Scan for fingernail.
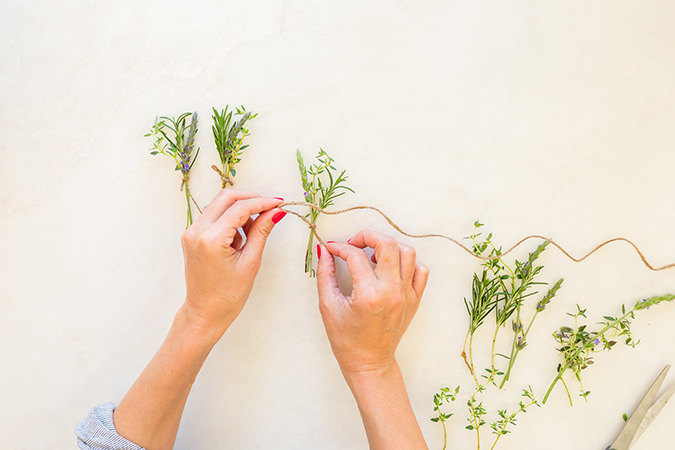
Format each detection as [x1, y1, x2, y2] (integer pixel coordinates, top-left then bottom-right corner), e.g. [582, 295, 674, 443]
[273, 197, 284, 201]
[317, 244, 322, 259]
[272, 211, 287, 224]
[347, 238, 353, 244]
[327, 241, 335, 244]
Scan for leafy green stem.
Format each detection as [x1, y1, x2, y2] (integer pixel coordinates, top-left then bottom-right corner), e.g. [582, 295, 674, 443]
[542, 294, 674, 404]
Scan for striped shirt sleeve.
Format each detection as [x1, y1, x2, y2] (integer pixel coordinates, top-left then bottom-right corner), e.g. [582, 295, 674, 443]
[75, 402, 145, 450]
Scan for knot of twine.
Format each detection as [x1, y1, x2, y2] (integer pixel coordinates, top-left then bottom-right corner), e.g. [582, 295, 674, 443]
[277, 201, 674, 272]
[211, 165, 234, 187]
[179, 174, 189, 191]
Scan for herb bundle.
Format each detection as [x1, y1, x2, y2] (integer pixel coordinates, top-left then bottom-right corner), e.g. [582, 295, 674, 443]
[296, 149, 354, 276]
[211, 106, 257, 188]
[145, 112, 201, 227]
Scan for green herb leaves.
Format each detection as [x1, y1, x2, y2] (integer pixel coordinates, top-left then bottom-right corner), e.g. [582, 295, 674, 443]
[211, 106, 257, 188]
[296, 149, 354, 276]
[543, 293, 675, 405]
[145, 112, 201, 227]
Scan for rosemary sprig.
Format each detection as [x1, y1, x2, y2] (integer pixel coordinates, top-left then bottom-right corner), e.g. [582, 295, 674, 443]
[145, 112, 201, 227]
[296, 149, 354, 277]
[211, 106, 257, 188]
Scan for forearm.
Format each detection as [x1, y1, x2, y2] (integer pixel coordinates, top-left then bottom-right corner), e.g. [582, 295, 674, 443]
[343, 361, 428, 450]
[113, 304, 225, 450]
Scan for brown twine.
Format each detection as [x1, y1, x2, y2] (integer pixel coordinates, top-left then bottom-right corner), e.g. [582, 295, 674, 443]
[278, 201, 675, 272]
[211, 165, 234, 188]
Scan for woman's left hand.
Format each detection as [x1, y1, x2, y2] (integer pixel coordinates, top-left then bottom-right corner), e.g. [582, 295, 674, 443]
[180, 189, 285, 338]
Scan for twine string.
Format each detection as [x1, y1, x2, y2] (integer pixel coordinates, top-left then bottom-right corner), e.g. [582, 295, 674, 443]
[278, 201, 675, 272]
[211, 165, 234, 187]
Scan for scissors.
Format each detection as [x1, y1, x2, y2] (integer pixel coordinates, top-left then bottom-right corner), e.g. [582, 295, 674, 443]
[606, 364, 675, 450]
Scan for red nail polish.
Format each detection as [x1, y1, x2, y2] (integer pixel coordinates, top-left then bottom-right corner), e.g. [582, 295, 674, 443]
[317, 244, 322, 259]
[327, 241, 335, 244]
[273, 197, 284, 201]
[347, 238, 353, 244]
[272, 211, 287, 224]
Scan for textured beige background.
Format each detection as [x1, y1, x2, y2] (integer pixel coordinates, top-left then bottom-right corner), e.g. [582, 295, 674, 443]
[2, 1, 675, 449]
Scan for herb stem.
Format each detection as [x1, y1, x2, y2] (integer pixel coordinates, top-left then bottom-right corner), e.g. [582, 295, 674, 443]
[500, 309, 538, 388]
[560, 376, 572, 406]
[184, 182, 193, 227]
[440, 418, 447, 450]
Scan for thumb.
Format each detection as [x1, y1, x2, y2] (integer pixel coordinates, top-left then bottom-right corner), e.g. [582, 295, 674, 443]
[240, 208, 285, 263]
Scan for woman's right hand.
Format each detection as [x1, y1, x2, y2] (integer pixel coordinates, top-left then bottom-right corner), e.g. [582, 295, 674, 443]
[180, 189, 286, 338]
[315, 230, 429, 375]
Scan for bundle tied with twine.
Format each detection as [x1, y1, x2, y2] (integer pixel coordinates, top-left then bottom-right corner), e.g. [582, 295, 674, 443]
[211, 165, 234, 188]
[277, 201, 675, 272]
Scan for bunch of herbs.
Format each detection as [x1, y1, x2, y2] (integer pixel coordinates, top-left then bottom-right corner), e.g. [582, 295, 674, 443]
[145, 112, 201, 227]
[211, 106, 257, 188]
[296, 149, 354, 276]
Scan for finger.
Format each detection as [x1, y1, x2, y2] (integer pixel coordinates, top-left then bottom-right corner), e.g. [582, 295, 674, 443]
[232, 228, 244, 250]
[239, 206, 285, 265]
[240, 216, 254, 237]
[348, 230, 401, 282]
[325, 241, 377, 289]
[398, 242, 417, 285]
[233, 217, 255, 249]
[411, 260, 430, 300]
[316, 244, 345, 308]
[192, 190, 261, 232]
[202, 197, 284, 248]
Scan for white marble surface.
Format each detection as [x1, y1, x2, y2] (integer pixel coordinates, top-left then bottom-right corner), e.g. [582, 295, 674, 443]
[2, 1, 675, 449]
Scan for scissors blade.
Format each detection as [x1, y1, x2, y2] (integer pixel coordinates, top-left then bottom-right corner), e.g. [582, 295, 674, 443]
[608, 365, 670, 450]
[629, 381, 675, 449]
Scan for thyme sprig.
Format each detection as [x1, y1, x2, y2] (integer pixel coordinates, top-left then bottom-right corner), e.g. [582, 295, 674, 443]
[296, 149, 354, 276]
[145, 112, 201, 227]
[543, 293, 675, 405]
[488, 387, 540, 450]
[431, 386, 459, 450]
[211, 106, 257, 188]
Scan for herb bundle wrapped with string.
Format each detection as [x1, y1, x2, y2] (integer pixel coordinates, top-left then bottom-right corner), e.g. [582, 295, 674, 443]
[543, 293, 675, 405]
[145, 112, 201, 227]
[211, 106, 257, 188]
[296, 149, 354, 276]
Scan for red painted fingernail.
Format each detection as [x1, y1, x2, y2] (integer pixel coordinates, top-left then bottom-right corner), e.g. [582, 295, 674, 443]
[327, 241, 335, 244]
[347, 238, 353, 244]
[272, 211, 287, 224]
[273, 197, 284, 201]
[317, 244, 321, 259]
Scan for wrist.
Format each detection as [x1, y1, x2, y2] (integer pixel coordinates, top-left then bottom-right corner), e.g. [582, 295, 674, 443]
[176, 303, 231, 348]
[341, 359, 400, 388]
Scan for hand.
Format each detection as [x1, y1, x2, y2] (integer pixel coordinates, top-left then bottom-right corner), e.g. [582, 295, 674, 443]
[180, 189, 285, 338]
[316, 230, 429, 375]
